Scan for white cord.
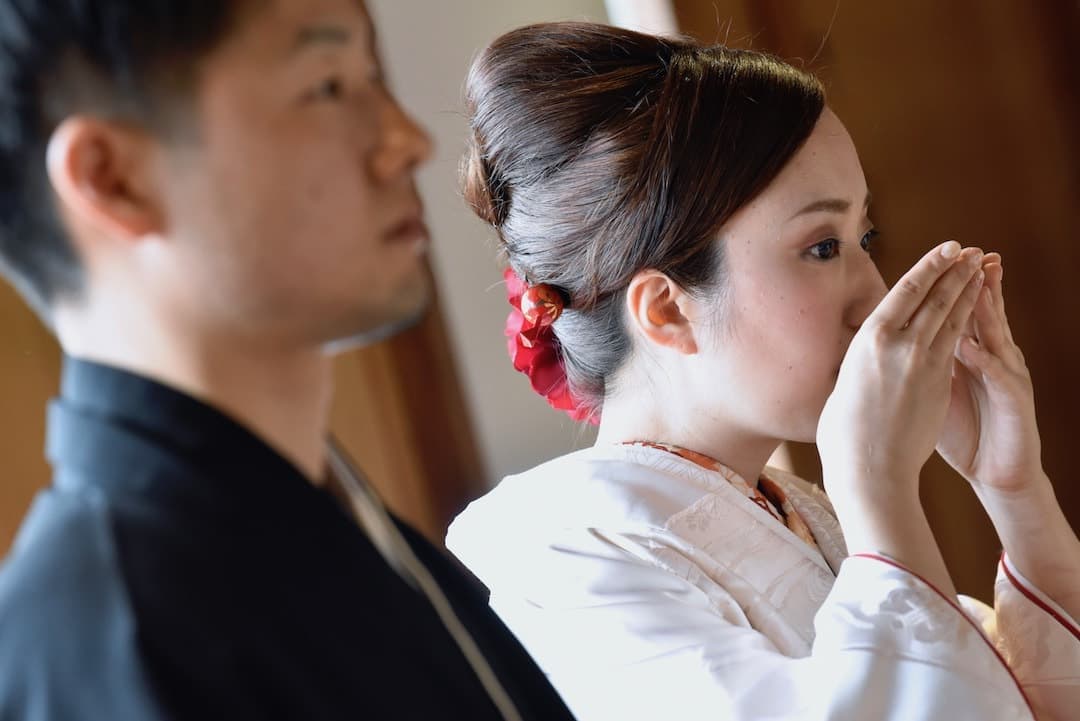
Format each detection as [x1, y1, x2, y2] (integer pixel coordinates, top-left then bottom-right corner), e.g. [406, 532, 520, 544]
[326, 440, 525, 721]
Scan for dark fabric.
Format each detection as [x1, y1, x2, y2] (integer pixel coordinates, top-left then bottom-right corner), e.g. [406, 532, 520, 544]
[0, 358, 575, 721]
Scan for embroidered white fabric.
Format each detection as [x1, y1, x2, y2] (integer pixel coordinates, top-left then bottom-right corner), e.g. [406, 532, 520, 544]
[448, 443, 1079, 720]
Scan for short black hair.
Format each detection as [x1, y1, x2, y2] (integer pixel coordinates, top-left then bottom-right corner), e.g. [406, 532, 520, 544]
[0, 0, 254, 320]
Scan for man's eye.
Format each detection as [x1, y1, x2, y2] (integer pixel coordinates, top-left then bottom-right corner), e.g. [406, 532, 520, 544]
[311, 77, 345, 101]
[808, 239, 840, 260]
[860, 228, 880, 253]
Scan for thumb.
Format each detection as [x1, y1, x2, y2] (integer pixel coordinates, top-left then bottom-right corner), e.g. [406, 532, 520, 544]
[957, 336, 1006, 382]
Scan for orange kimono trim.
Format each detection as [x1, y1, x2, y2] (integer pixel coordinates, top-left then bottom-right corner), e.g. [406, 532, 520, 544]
[626, 441, 820, 550]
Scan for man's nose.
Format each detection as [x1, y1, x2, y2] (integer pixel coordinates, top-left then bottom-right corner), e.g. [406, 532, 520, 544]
[373, 93, 434, 181]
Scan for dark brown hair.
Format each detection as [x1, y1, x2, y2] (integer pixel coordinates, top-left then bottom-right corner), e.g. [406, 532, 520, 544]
[463, 22, 825, 416]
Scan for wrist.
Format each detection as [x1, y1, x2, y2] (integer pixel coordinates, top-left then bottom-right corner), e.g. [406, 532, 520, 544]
[832, 488, 923, 547]
[822, 471, 956, 596]
[976, 475, 1080, 604]
[823, 468, 921, 513]
[972, 471, 1057, 530]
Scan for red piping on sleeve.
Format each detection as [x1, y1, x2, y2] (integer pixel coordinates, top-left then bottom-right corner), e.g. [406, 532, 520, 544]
[851, 552, 1036, 720]
[1000, 552, 1080, 643]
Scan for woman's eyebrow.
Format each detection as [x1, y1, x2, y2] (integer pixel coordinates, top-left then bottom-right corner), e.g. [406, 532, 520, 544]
[787, 191, 873, 221]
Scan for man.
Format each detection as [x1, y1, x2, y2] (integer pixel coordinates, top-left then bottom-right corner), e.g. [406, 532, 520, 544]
[0, 1, 575, 718]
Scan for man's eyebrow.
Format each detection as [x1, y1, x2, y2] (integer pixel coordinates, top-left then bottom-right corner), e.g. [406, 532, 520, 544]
[788, 191, 873, 221]
[290, 25, 353, 55]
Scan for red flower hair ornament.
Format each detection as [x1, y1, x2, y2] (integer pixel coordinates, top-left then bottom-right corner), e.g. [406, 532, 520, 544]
[503, 268, 597, 424]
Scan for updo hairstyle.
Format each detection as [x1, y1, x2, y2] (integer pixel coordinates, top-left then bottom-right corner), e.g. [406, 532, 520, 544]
[463, 22, 825, 416]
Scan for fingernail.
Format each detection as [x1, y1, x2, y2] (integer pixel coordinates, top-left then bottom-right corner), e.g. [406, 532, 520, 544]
[941, 241, 961, 259]
[975, 269, 985, 285]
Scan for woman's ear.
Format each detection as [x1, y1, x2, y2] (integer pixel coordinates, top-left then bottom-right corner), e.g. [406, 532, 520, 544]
[625, 270, 699, 355]
[46, 116, 165, 245]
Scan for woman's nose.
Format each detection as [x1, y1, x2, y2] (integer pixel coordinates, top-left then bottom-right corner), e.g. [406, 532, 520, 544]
[848, 259, 889, 329]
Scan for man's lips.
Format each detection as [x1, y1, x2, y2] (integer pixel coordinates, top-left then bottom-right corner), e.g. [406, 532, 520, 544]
[384, 216, 430, 250]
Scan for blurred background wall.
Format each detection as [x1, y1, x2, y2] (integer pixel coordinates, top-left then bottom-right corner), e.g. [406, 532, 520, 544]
[366, 0, 609, 489]
[1, 0, 1076, 601]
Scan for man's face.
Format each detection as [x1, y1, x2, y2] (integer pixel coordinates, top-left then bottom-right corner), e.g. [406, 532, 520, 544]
[158, 0, 433, 349]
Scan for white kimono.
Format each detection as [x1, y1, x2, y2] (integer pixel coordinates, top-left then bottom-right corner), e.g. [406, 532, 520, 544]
[447, 443, 1080, 720]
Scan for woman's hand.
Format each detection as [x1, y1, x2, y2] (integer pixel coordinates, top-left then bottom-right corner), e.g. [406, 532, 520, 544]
[937, 256, 1045, 494]
[818, 241, 985, 498]
[817, 241, 984, 597]
[938, 257, 1080, 618]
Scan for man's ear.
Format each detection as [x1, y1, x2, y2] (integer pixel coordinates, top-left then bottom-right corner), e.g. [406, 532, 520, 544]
[625, 270, 698, 355]
[45, 116, 165, 244]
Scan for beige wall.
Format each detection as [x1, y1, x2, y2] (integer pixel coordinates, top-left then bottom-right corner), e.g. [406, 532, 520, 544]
[368, 0, 611, 486]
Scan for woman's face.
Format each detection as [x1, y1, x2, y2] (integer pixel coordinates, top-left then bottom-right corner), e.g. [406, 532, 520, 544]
[695, 108, 888, 443]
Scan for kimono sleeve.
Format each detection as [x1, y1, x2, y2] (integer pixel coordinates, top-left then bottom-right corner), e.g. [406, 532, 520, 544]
[959, 554, 1080, 721]
[480, 530, 1036, 721]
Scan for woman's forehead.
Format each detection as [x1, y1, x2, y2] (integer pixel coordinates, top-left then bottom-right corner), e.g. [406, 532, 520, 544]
[755, 112, 865, 211]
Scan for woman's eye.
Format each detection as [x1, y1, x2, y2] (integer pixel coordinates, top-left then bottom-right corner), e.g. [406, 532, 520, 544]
[311, 77, 345, 101]
[860, 228, 880, 253]
[808, 238, 840, 260]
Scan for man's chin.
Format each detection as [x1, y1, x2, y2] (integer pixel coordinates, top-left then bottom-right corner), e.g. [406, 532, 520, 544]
[322, 288, 431, 354]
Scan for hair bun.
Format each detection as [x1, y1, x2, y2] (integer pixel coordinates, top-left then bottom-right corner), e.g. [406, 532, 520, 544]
[462, 134, 510, 228]
[460, 21, 824, 419]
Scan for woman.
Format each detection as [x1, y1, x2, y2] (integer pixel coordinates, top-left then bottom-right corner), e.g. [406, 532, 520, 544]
[448, 22, 1079, 721]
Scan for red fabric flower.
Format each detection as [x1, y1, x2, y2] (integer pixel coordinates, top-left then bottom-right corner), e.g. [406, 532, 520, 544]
[503, 268, 596, 424]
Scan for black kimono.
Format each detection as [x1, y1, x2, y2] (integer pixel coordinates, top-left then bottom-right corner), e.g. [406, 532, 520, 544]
[0, 359, 575, 720]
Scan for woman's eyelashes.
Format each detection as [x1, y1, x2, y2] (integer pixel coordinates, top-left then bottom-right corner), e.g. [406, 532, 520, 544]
[807, 238, 840, 260]
[860, 228, 880, 254]
[805, 228, 880, 261]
